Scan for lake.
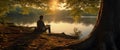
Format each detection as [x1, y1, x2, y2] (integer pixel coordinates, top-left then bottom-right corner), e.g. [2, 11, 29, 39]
[15, 18, 97, 39]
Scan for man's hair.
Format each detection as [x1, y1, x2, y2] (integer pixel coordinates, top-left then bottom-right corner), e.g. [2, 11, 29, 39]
[39, 15, 43, 19]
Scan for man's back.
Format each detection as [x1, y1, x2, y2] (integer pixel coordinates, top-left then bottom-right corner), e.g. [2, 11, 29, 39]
[34, 15, 51, 34]
[37, 20, 46, 32]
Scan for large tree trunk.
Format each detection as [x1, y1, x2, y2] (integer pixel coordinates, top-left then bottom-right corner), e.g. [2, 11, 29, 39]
[52, 0, 120, 50]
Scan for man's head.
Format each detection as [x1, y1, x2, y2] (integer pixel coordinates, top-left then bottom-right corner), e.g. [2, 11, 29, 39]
[39, 15, 43, 20]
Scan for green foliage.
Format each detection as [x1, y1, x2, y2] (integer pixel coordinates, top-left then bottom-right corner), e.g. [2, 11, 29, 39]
[19, 7, 30, 15]
[0, 16, 10, 26]
[0, 0, 100, 17]
[5, 6, 47, 25]
[13, 0, 49, 8]
[73, 27, 81, 38]
[73, 16, 81, 23]
[84, 7, 99, 15]
[0, 0, 10, 16]
[66, 0, 100, 16]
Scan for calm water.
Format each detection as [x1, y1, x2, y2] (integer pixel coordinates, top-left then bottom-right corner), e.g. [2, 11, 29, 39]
[46, 22, 94, 38]
[15, 18, 97, 38]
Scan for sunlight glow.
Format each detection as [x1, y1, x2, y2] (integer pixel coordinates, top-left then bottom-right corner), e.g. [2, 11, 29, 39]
[14, 0, 69, 10]
[49, 0, 69, 11]
[49, 0, 58, 11]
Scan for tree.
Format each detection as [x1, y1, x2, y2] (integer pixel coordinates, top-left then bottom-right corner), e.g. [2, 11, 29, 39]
[0, 0, 100, 17]
[0, 0, 12, 16]
[0, 0, 100, 25]
[1, 0, 120, 49]
[65, 0, 100, 16]
[52, 0, 120, 50]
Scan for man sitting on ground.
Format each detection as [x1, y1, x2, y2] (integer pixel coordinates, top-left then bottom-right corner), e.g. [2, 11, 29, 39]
[34, 15, 50, 34]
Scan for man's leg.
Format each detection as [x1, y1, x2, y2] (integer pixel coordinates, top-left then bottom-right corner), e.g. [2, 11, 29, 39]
[45, 25, 51, 34]
[47, 26, 51, 34]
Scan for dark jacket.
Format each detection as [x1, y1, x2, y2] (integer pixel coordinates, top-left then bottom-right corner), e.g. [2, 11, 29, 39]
[37, 20, 46, 32]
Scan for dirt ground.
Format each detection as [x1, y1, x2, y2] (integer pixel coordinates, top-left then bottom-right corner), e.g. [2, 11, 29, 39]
[0, 25, 80, 50]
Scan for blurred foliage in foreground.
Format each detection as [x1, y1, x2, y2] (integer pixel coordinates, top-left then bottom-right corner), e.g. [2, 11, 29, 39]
[0, 0, 100, 16]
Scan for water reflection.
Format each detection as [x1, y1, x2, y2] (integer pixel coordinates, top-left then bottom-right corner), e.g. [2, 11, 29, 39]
[14, 17, 96, 39]
[48, 22, 94, 38]
[7, 11, 97, 38]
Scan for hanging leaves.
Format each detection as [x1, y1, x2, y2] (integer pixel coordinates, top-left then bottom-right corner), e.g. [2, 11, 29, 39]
[0, 0, 100, 17]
